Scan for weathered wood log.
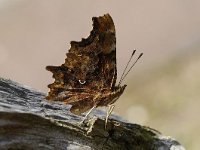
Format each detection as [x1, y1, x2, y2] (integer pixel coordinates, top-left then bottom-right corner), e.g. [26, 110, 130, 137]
[0, 78, 185, 150]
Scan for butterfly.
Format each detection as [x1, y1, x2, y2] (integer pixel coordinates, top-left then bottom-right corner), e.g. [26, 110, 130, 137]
[46, 14, 142, 127]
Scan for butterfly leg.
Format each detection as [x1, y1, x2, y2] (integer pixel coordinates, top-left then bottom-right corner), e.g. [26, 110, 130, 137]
[79, 105, 96, 124]
[105, 104, 115, 130]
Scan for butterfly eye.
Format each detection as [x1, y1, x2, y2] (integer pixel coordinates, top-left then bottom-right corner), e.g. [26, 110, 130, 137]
[79, 80, 86, 84]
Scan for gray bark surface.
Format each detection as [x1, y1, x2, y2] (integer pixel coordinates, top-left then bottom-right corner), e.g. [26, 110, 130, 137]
[0, 78, 185, 150]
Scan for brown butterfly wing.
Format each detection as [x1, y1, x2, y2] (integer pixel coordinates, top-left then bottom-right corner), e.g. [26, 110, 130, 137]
[46, 14, 117, 114]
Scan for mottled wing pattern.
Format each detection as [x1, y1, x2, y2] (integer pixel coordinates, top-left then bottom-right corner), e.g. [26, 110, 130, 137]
[46, 14, 117, 114]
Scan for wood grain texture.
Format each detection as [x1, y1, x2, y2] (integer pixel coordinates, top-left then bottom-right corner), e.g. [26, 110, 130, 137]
[0, 78, 185, 150]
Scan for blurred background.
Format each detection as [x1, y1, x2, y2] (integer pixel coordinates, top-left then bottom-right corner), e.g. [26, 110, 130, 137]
[0, 0, 200, 149]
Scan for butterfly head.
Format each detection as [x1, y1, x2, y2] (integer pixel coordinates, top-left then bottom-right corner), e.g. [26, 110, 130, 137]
[115, 84, 127, 93]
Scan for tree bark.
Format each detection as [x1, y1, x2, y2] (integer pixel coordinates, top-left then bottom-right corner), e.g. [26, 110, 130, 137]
[0, 78, 185, 150]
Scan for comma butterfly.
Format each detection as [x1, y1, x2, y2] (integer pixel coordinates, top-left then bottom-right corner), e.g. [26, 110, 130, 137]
[46, 14, 142, 127]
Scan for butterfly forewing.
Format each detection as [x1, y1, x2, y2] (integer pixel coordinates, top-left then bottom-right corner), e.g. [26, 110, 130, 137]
[46, 14, 122, 114]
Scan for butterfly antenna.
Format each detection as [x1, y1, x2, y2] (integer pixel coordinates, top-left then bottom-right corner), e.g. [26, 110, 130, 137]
[118, 50, 136, 85]
[118, 52, 143, 86]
